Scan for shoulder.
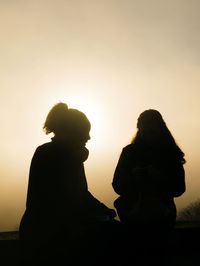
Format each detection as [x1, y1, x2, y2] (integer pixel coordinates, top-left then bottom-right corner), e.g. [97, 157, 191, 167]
[35, 142, 53, 152]
[32, 142, 56, 159]
[117, 144, 138, 161]
[123, 144, 133, 151]
[31, 142, 67, 168]
[121, 144, 138, 154]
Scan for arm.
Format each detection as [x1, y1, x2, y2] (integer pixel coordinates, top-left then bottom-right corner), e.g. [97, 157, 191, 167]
[165, 162, 186, 197]
[78, 164, 116, 219]
[112, 146, 143, 195]
[26, 146, 47, 210]
[112, 148, 131, 195]
[145, 162, 186, 197]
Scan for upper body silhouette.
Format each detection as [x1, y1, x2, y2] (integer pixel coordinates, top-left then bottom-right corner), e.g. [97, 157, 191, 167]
[112, 109, 186, 229]
[19, 103, 116, 260]
[111, 110, 186, 264]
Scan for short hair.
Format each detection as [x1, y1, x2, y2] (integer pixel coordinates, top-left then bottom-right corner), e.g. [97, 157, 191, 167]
[43, 102, 90, 135]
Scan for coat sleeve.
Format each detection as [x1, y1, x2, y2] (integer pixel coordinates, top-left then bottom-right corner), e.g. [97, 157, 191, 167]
[112, 148, 129, 195]
[25, 146, 46, 210]
[159, 162, 186, 197]
[112, 147, 140, 195]
[78, 164, 116, 218]
[144, 160, 186, 198]
[171, 163, 186, 197]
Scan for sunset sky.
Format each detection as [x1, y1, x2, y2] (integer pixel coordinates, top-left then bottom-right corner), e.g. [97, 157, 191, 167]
[1, 0, 200, 231]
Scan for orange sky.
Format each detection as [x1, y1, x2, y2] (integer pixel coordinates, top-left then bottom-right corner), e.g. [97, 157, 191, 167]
[1, 0, 200, 231]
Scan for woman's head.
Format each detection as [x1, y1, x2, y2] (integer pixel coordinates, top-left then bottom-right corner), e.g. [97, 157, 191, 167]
[43, 102, 91, 145]
[136, 109, 167, 144]
[132, 109, 186, 163]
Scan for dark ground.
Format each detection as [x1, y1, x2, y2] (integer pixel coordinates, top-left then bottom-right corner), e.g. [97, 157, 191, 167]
[0, 223, 200, 266]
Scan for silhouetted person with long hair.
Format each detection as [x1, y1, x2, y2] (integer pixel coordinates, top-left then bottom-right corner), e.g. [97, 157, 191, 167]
[112, 109, 186, 265]
[19, 102, 116, 265]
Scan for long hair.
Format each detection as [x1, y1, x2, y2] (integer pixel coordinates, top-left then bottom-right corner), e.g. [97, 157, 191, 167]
[131, 109, 186, 164]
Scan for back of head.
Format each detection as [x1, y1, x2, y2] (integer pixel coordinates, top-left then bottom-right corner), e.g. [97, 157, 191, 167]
[132, 109, 186, 164]
[65, 108, 91, 134]
[137, 109, 165, 130]
[43, 102, 69, 134]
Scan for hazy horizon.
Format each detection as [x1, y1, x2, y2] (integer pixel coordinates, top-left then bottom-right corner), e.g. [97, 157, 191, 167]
[1, 0, 200, 231]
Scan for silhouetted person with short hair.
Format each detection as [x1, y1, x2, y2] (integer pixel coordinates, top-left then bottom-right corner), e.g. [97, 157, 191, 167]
[112, 109, 186, 265]
[19, 102, 117, 265]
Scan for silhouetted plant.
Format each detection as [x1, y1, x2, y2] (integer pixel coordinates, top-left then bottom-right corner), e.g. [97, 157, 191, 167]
[177, 199, 200, 222]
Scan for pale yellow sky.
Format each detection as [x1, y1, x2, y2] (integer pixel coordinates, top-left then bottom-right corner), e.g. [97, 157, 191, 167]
[1, 0, 200, 231]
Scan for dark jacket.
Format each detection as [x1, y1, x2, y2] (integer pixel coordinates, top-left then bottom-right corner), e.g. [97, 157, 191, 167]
[112, 143, 186, 225]
[19, 138, 113, 241]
